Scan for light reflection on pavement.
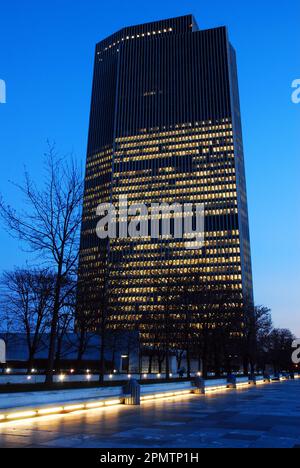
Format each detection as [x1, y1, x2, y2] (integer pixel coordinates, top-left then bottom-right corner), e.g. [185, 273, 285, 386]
[0, 381, 299, 448]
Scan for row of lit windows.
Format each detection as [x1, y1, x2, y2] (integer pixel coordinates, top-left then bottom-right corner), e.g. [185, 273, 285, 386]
[113, 169, 236, 183]
[116, 148, 235, 163]
[108, 291, 243, 312]
[108, 262, 242, 272]
[110, 230, 240, 242]
[109, 270, 242, 282]
[113, 194, 238, 208]
[109, 251, 241, 263]
[108, 280, 243, 292]
[113, 181, 237, 193]
[116, 132, 233, 150]
[82, 205, 238, 230]
[113, 184, 238, 197]
[113, 172, 236, 186]
[86, 165, 111, 180]
[86, 148, 113, 163]
[111, 283, 243, 296]
[117, 143, 230, 159]
[128, 242, 240, 253]
[113, 157, 236, 172]
[113, 180, 237, 193]
[116, 137, 234, 153]
[108, 243, 241, 260]
[97, 27, 174, 55]
[111, 194, 237, 205]
[117, 142, 235, 156]
[108, 257, 241, 269]
[114, 157, 235, 170]
[115, 120, 232, 143]
[137, 119, 231, 132]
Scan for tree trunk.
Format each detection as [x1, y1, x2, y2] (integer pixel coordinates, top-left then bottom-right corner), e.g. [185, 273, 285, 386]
[27, 348, 35, 374]
[177, 354, 182, 371]
[224, 358, 231, 377]
[148, 355, 153, 374]
[76, 327, 86, 365]
[99, 328, 105, 384]
[202, 337, 208, 378]
[54, 335, 63, 370]
[243, 355, 249, 376]
[45, 264, 62, 384]
[198, 353, 202, 373]
[165, 349, 170, 380]
[112, 349, 116, 373]
[76, 345, 85, 366]
[186, 347, 191, 378]
[202, 360, 208, 379]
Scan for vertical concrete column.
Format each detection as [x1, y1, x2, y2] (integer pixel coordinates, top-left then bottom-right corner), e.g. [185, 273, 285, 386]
[123, 379, 141, 405]
[249, 374, 257, 386]
[193, 376, 205, 394]
[227, 375, 237, 389]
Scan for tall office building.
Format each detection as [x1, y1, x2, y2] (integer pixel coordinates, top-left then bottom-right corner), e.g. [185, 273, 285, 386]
[78, 15, 253, 347]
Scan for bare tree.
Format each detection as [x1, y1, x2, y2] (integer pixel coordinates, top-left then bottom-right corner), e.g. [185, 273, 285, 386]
[72, 284, 96, 366]
[0, 268, 54, 371]
[174, 349, 185, 372]
[137, 306, 166, 375]
[266, 328, 295, 374]
[177, 276, 243, 378]
[0, 144, 83, 383]
[76, 265, 109, 383]
[242, 302, 273, 374]
[151, 271, 179, 379]
[54, 280, 76, 369]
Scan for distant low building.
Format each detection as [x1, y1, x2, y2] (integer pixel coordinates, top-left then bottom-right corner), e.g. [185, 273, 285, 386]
[0, 331, 140, 373]
[0, 339, 5, 364]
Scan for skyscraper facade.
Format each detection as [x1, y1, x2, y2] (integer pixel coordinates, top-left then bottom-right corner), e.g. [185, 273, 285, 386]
[78, 15, 253, 347]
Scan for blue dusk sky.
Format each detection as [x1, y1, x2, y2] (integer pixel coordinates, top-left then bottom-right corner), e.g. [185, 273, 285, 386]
[0, 1, 299, 334]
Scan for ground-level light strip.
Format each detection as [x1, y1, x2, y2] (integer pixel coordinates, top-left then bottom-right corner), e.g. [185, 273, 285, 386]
[0, 398, 123, 424]
[0, 376, 297, 426]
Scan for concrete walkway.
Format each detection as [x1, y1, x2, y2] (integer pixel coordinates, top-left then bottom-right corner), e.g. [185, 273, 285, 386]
[0, 380, 299, 448]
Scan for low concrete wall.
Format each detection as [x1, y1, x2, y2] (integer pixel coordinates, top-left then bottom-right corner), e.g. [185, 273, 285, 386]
[0, 375, 297, 423]
[141, 381, 193, 395]
[0, 386, 122, 412]
[236, 377, 249, 383]
[205, 378, 228, 388]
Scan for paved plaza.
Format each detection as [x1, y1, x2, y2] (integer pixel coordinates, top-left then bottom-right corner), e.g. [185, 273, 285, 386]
[0, 380, 299, 448]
